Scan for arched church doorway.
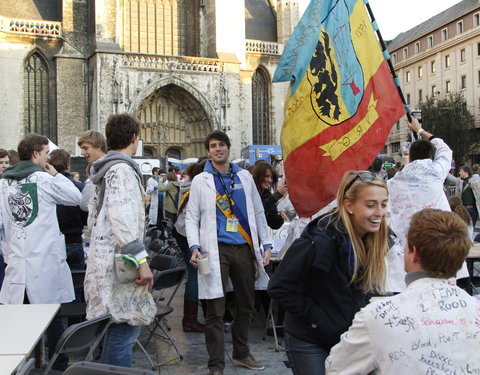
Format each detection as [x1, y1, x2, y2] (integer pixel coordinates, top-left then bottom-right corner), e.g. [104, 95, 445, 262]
[136, 84, 212, 159]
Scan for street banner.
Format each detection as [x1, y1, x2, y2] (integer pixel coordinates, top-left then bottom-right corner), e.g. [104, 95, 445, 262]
[274, 0, 405, 216]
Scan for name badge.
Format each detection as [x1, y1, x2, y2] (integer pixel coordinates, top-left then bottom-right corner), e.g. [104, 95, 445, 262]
[226, 218, 239, 232]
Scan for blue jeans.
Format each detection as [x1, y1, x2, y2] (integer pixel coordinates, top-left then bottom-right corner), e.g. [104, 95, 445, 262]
[174, 229, 198, 301]
[285, 333, 329, 375]
[66, 242, 85, 270]
[100, 323, 141, 367]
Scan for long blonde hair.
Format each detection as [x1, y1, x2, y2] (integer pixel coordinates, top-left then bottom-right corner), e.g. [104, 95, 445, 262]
[333, 171, 388, 293]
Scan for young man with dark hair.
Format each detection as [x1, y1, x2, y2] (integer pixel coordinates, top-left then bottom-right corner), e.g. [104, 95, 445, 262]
[386, 117, 468, 291]
[326, 209, 480, 374]
[84, 113, 153, 367]
[408, 139, 436, 162]
[49, 149, 87, 270]
[0, 133, 82, 370]
[186, 130, 272, 375]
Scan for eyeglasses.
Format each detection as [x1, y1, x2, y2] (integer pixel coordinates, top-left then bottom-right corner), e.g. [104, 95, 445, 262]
[344, 172, 377, 194]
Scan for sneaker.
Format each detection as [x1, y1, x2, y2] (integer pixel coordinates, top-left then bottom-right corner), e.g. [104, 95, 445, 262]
[232, 354, 265, 371]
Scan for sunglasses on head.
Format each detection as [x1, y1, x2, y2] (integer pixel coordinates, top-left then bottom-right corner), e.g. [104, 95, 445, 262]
[344, 172, 377, 194]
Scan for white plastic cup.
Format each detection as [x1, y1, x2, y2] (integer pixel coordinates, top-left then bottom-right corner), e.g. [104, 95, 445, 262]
[197, 256, 211, 275]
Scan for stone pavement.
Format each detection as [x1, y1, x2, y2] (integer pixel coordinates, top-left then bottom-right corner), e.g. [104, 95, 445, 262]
[131, 287, 292, 375]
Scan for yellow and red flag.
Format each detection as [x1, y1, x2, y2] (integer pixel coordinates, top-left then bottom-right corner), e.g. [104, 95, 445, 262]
[274, 0, 405, 217]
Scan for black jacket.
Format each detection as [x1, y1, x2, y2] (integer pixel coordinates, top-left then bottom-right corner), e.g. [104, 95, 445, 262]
[56, 172, 87, 243]
[261, 190, 284, 229]
[267, 213, 367, 349]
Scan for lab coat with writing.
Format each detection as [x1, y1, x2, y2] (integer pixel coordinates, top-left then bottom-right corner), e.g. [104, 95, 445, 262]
[185, 168, 272, 299]
[326, 277, 480, 375]
[84, 162, 148, 319]
[0, 172, 81, 304]
[386, 138, 468, 291]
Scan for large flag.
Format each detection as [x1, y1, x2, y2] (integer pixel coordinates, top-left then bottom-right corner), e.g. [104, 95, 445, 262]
[274, 0, 405, 217]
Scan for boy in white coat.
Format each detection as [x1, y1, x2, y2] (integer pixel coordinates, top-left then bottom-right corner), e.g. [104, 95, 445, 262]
[326, 208, 480, 374]
[0, 133, 82, 370]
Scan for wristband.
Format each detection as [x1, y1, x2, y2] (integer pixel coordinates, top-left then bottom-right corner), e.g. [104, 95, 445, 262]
[417, 128, 425, 136]
[138, 258, 147, 265]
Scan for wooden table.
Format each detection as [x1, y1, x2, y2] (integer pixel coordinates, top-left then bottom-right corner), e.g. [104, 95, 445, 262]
[0, 355, 28, 375]
[0, 304, 60, 372]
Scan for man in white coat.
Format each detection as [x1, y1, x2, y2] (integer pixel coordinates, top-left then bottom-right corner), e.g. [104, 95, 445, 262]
[0, 133, 82, 370]
[186, 130, 272, 375]
[145, 167, 159, 227]
[84, 113, 153, 367]
[326, 208, 480, 374]
[386, 117, 468, 291]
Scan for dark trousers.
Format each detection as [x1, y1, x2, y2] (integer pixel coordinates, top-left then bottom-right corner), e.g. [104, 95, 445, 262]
[466, 206, 478, 228]
[205, 243, 256, 372]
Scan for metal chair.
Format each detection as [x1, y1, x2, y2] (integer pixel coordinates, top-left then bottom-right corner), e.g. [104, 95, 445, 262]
[41, 314, 112, 374]
[63, 361, 156, 375]
[16, 358, 35, 375]
[140, 260, 186, 366]
[143, 236, 152, 250]
[148, 238, 165, 255]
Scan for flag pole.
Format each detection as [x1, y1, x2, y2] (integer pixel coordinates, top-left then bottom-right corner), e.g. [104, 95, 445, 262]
[364, 0, 412, 123]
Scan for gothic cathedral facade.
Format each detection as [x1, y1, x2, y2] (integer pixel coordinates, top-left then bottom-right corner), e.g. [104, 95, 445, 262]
[0, 0, 298, 159]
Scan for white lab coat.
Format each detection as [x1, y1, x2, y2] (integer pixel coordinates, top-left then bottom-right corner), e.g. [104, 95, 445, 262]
[386, 138, 468, 291]
[145, 176, 158, 226]
[185, 169, 272, 300]
[84, 163, 148, 319]
[0, 172, 81, 304]
[326, 276, 480, 374]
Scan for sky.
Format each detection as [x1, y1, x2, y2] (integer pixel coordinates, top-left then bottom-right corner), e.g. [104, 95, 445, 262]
[298, 0, 461, 40]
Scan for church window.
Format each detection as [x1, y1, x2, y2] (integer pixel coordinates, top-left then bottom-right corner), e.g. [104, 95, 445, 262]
[23, 52, 52, 139]
[252, 67, 271, 145]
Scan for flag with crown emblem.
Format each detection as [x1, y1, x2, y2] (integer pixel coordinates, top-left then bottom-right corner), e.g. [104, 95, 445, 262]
[274, 0, 405, 217]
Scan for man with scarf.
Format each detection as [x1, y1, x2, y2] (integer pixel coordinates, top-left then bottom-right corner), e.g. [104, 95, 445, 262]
[186, 130, 272, 375]
[84, 113, 153, 367]
[0, 133, 81, 370]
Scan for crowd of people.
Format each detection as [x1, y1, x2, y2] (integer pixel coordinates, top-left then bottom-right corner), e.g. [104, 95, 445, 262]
[0, 114, 479, 374]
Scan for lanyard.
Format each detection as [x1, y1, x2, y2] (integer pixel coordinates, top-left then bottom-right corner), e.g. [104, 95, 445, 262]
[213, 165, 235, 208]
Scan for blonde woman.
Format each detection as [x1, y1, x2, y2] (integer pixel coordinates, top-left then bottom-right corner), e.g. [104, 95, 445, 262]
[268, 171, 389, 375]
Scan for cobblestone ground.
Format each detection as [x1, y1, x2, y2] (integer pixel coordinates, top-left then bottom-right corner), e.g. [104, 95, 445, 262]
[132, 287, 291, 375]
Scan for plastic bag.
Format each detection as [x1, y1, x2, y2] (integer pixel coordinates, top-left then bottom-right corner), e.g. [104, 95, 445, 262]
[108, 255, 157, 325]
[109, 283, 157, 326]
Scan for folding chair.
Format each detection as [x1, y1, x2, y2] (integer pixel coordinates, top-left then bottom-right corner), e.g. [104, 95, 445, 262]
[140, 263, 186, 366]
[148, 239, 166, 256]
[16, 358, 35, 375]
[145, 226, 156, 238]
[41, 314, 112, 374]
[64, 361, 156, 375]
[143, 236, 152, 250]
[60, 270, 87, 320]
